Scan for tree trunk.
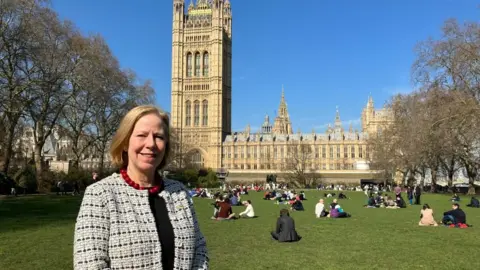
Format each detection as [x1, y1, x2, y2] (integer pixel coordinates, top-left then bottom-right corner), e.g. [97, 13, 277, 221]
[467, 180, 476, 195]
[34, 143, 47, 192]
[431, 170, 437, 193]
[1, 123, 17, 174]
[98, 142, 106, 176]
[447, 171, 454, 193]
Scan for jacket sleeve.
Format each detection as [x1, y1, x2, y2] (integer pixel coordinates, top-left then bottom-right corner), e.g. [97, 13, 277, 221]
[73, 185, 111, 270]
[187, 193, 209, 269]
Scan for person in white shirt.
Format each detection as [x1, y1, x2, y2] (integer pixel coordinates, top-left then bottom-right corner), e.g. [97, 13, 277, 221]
[239, 200, 255, 218]
[315, 199, 328, 218]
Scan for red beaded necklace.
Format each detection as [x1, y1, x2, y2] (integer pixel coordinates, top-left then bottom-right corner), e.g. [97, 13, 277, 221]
[120, 168, 163, 195]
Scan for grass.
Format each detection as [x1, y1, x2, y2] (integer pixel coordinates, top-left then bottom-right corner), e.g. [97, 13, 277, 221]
[0, 191, 479, 269]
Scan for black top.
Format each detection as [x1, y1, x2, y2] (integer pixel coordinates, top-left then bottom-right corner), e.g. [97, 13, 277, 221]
[149, 193, 175, 270]
[275, 215, 301, 242]
[443, 208, 466, 224]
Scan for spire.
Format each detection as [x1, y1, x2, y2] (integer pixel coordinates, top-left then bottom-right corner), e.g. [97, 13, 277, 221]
[188, 0, 194, 10]
[349, 122, 353, 133]
[335, 106, 340, 121]
[367, 94, 374, 107]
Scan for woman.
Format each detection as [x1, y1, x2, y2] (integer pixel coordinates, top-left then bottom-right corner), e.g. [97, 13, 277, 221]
[239, 200, 255, 218]
[419, 204, 438, 226]
[271, 209, 301, 242]
[74, 105, 208, 270]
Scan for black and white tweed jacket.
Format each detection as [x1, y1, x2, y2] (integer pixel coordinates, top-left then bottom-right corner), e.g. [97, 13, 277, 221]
[74, 173, 209, 270]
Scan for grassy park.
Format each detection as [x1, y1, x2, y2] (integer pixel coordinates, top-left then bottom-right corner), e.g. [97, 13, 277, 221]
[0, 190, 479, 270]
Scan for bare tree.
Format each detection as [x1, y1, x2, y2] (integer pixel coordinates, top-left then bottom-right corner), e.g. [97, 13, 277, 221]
[60, 35, 115, 169]
[0, 0, 46, 173]
[413, 19, 480, 194]
[282, 140, 315, 187]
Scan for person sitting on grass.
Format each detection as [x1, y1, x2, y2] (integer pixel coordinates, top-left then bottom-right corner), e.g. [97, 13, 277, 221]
[230, 192, 242, 206]
[315, 199, 329, 218]
[419, 204, 438, 226]
[271, 209, 302, 242]
[451, 193, 460, 202]
[364, 194, 378, 208]
[384, 196, 398, 209]
[329, 204, 351, 218]
[212, 196, 236, 220]
[466, 197, 480, 208]
[375, 194, 384, 207]
[441, 203, 466, 226]
[291, 197, 304, 211]
[395, 192, 407, 208]
[329, 198, 338, 209]
[239, 200, 255, 218]
[338, 192, 348, 199]
[299, 191, 307, 200]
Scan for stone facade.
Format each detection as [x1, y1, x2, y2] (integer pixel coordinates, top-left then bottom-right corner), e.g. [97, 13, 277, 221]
[171, 0, 232, 169]
[170, 1, 392, 181]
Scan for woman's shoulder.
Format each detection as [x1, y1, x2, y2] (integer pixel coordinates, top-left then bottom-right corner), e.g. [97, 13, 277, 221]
[163, 178, 188, 194]
[85, 173, 124, 194]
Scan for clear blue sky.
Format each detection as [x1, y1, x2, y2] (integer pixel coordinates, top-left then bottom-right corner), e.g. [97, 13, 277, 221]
[51, 0, 478, 133]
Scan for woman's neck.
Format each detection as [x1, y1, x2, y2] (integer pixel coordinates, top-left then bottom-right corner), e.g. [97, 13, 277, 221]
[126, 167, 155, 187]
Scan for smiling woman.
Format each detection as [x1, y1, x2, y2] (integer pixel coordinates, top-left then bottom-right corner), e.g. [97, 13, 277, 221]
[73, 105, 209, 270]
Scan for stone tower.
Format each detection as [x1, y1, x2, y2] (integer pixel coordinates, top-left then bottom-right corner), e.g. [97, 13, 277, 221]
[272, 86, 293, 134]
[171, 0, 232, 169]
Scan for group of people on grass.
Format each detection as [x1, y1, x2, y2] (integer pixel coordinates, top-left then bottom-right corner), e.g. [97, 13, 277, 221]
[211, 184, 478, 245]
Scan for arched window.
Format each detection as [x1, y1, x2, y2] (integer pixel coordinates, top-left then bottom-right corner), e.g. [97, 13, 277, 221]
[190, 150, 203, 168]
[186, 53, 192, 77]
[194, 100, 200, 126]
[202, 100, 208, 126]
[194, 52, 201, 76]
[185, 100, 191, 126]
[203, 52, 209, 76]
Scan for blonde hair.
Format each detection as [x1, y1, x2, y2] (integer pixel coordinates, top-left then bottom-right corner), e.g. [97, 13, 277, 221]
[109, 105, 170, 170]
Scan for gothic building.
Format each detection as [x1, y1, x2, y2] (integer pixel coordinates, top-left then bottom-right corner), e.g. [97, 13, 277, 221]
[170, 0, 232, 169]
[169, 1, 391, 182]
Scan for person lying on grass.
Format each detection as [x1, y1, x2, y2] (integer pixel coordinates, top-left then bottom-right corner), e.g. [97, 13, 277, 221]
[419, 204, 438, 226]
[271, 209, 302, 242]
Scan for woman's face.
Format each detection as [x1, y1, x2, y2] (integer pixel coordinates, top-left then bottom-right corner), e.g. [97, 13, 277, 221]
[127, 113, 167, 175]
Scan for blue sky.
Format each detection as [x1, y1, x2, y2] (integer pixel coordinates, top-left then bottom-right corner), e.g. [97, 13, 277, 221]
[51, 0, 478, 133]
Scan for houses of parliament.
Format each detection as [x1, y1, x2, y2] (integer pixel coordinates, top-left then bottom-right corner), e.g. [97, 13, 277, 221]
[170, 0, 391, 183]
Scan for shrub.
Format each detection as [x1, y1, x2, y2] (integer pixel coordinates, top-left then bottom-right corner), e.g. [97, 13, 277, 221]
[198, 169, 221, 188]
[14, 165, 37, 194]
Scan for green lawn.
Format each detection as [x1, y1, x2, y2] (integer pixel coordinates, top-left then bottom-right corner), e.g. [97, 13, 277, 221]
[0, 191, 479, 269]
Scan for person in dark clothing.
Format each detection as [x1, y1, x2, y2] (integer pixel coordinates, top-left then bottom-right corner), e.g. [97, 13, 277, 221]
[414, 185, 421, 205]
[338, 192, 348, 199]
[407, 187, 413, 205]
[395, 193, 407, 208]
[442, 203, 466, 225]
[466, 197, 479, 208]
[291, 200, 304, 211]
[271, 209, 301, 242]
